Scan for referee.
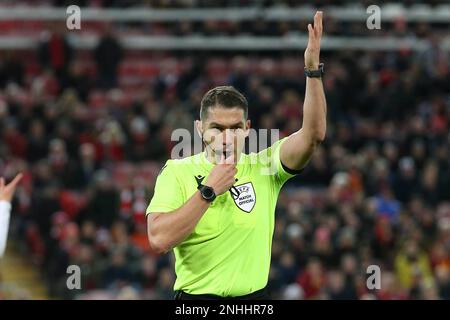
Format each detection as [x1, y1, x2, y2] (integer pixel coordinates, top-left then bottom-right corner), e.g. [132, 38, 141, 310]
[147, 11, 326, 299]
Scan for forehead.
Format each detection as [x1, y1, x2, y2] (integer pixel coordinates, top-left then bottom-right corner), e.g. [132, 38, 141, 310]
[203, 106, 245, 125]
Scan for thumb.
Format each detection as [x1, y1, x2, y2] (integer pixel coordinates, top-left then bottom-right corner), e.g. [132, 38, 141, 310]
[8, 173, 23, 191]
[0, 177, 4, 189]
[307, 24, 314, 42]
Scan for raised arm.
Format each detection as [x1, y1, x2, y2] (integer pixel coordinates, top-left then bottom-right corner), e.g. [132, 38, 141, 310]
[280, 11, 327, 171]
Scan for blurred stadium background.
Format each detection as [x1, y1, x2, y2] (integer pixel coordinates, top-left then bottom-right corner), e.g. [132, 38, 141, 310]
[0, 0, 449, 300]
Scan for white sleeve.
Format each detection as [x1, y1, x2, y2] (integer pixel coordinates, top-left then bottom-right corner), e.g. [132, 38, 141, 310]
[0, 200, 12, 258]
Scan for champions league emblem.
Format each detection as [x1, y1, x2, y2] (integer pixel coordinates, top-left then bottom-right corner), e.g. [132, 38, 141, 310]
[231, 182, 256, 213]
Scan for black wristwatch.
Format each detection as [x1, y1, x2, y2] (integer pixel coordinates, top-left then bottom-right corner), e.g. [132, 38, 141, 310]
[197, 184, 216, 202]
[304, 63, 324, 78]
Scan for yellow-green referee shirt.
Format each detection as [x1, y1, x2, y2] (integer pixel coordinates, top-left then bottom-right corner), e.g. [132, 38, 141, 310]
[146, 137, 297, 297]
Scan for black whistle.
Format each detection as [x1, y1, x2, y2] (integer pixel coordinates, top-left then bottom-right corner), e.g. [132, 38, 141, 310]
[229, 178, 240, 198]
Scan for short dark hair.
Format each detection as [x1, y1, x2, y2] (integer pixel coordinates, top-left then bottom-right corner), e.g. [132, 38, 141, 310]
[200, 86, 248, 120]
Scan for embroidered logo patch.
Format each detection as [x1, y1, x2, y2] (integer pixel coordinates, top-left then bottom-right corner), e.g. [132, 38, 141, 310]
[231, 182, 256, 213]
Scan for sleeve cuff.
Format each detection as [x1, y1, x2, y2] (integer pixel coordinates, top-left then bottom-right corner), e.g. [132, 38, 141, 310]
[281, 161, 305, 175]
[0, 200, 12, 212]
[146, 206, 177, 216]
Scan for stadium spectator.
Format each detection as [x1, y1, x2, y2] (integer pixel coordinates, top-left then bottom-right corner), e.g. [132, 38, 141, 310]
[94, 26, 124, 90]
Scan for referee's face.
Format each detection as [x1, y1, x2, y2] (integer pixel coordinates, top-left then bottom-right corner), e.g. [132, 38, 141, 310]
[198, 106, 250, 163]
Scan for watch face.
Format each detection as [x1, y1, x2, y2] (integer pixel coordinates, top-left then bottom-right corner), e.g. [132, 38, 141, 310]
[202, 187, 214, 199]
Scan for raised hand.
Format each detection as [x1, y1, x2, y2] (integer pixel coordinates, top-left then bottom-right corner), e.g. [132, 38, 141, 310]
[0, 173, 23, 202]
[304, 11, 323, 69]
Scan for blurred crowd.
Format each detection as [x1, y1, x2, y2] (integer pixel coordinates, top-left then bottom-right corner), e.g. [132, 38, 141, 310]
[0, 4, 450, 300]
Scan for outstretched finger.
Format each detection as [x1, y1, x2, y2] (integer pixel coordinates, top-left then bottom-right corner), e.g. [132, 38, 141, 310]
[315, 11, 323, 35]
[308, 23, 314, 36]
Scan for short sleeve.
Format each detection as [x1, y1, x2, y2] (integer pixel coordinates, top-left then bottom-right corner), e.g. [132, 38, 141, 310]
[257, 137, 299, 188]
[146, 160, 185, 216]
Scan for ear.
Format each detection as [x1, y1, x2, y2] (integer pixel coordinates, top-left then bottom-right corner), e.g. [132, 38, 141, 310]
[195, 120, 203, 137]
[244, 119, 251, 138]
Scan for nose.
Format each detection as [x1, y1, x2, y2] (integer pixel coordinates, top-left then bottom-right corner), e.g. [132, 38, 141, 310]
[221, 129, 237, 145]
[222, 128, 238, 137]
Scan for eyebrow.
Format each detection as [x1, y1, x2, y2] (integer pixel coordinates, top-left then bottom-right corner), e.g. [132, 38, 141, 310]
[208, 122, 244, 129]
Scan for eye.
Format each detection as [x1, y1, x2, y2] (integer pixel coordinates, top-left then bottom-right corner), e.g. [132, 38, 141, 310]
[208, 127, 222, 134]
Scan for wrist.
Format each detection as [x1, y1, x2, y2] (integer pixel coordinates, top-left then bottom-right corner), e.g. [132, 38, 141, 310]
[197, 184, 216, 203]
[305, 63, 320, 69]
[196, 191, 212, 206]
[304, 63, 324, 78]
